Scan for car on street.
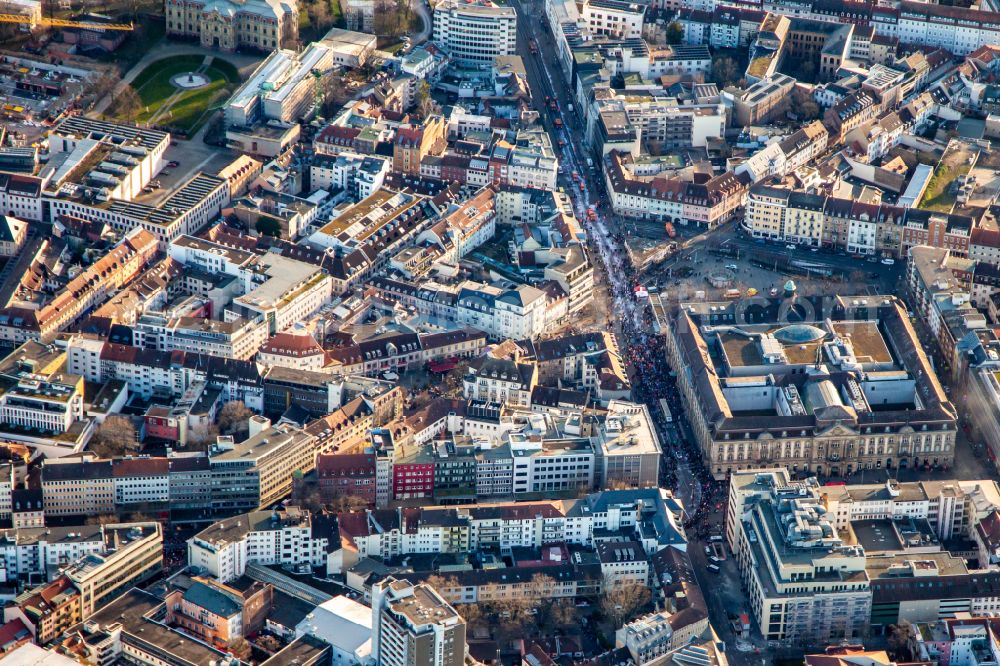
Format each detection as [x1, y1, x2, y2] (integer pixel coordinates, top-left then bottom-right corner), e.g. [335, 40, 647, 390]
[785, 244, 796, 250]
[881, 258, 895, 265]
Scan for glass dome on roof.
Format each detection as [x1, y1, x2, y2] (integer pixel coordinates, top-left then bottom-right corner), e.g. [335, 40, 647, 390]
[773, 324, 825, 344]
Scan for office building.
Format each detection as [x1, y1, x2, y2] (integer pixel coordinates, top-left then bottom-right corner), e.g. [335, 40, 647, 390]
[62, 522, 163, 616]
[208, 420, 317, 514]
[432, 0, 517, 66]
[187, 506, 335, 582]
[372, 578, 467, 666]
[664, 295, 958, 479]
[737, 480, 871, 643]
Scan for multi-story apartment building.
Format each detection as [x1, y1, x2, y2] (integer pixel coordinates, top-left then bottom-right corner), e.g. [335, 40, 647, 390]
[543, 245, 595, 317]
[581, 0, 644, 38]
[4, 577, 81, 645]
[599, 400, 662, 489]
[67, 336, 264, 408]
[0, 172, 44, 223]
[209, 419, 317, 514]
[907, 246, 981, 380]
[187, 506, 334, 583]
[663, 296, 958, 479]
[393, 118, 447, 175]
[510, 437, 597, 494]
[315, 453, 378, 506]
[463, 356, 537, 407]
[371, 277, 556, 341]
[41, 457, 115, 517]
[592, 97, 726, 153]
[414, 558, 602, 604]
[604, 151, 749, 227]
[131, 314, 270, 360]
[371, 578, 467, 666]
[0, 372, 84, 434]
[333, 488, 687, 571]
[168, 451, 213, 515]
[597, 540, 649, 587]
[311, 153, 390, 199]
[0, 464, 12, 522]
[744, 188, 971, 257]
[432, 0, 516, 66]
[0, 523, 155, 584]
[0, 228, 158, 344]
[615, 609, 709, 665]
[737, 480, 871, 643]
[165, 0, 298, 52]
[746, 185, 829, 247]
[729, 74, 796, 127]
[971, 227, 1000, 267]
[164, 577, 273, 650]
[230, 253, 332, 336]
[112, 457, 170, 512]
[68, 589, 244, 666]
[62, 522, 163, 616]
[728, 468, 1000, 555]
[342, 0, 373, 30]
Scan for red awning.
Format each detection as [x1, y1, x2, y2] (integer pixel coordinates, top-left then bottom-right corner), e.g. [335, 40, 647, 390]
[429, 358, 459, 373]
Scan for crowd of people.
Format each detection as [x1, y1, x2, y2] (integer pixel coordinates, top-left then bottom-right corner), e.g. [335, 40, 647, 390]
[582, 202, 726, 533]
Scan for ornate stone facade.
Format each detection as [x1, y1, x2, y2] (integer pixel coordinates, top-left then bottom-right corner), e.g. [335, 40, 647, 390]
[165, 0, 298, 52]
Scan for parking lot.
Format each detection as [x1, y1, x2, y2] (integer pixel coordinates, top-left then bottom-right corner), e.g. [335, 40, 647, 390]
[133, 141, 241, 205]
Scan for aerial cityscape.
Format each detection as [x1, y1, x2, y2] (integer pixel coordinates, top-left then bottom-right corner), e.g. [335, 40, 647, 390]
[3, 0, 1000, 663]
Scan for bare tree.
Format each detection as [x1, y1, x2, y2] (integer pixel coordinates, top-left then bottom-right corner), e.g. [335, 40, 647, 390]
[549, 599, 579, 628]
[599, 581, 650, 628]
[523, 573, 581, 629]
[111, 85, 143, 123]
[91, 415, 137, 457]
[424, 575, 461, 603]
[85, 513, 121, 525]
[84, 70, 121, 111]
[888, 621, 914, 661]
[228, 637, 252, 661]
[417, 81, 441, 119]
[254, 634, 283, 653]
[328, 494, 370, 512]
[372, 0, 410, 36]
[457, 599, 484, 628]
[309, 0, 331, 29]
[218, 400, 254, 439]
[187, 423, 220, 450]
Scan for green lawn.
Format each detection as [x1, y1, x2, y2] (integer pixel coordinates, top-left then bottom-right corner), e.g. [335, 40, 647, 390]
[919, 163, 962, 213]
[126, 55, 239, 136]
[919, 145, 974, 213]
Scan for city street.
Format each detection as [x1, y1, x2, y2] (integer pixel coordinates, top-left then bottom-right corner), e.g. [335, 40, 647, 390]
[511, 3, 762, 661]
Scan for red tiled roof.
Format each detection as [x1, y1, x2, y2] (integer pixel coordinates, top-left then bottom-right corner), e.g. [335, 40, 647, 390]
[112, 457, 169, 477]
